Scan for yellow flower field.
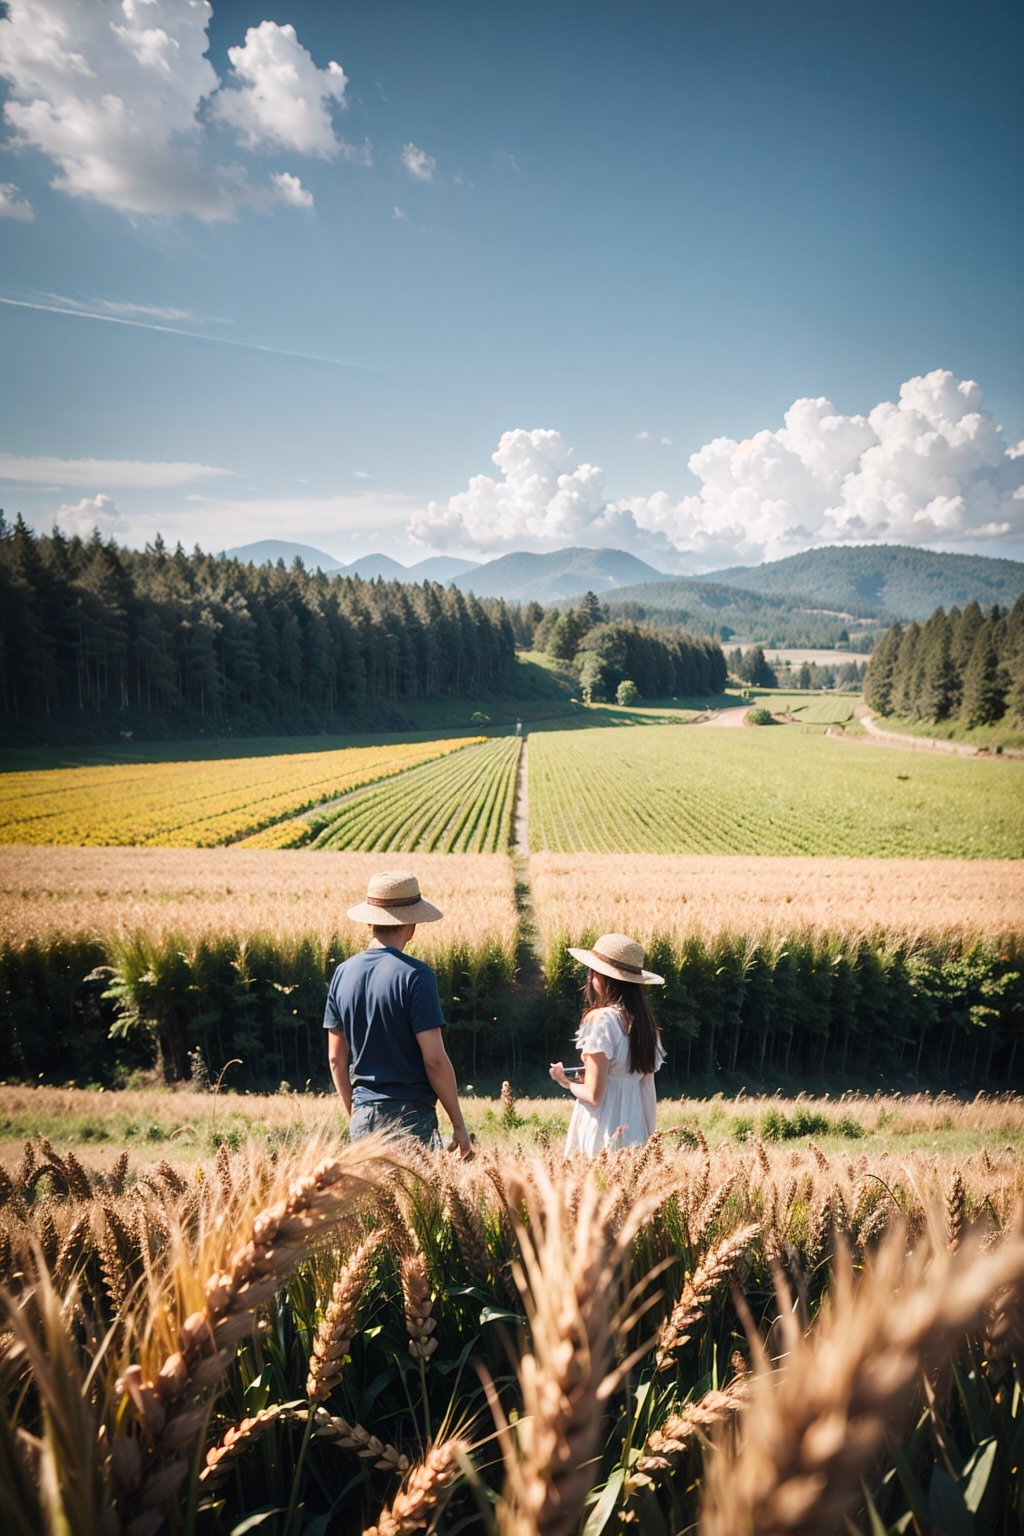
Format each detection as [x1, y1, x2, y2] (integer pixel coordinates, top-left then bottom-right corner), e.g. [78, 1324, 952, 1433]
[0, 737, 478, 848]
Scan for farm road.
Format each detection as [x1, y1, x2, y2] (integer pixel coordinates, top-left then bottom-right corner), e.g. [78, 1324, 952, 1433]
[513, 737, 529, 855]
[697, 705, 750, 727]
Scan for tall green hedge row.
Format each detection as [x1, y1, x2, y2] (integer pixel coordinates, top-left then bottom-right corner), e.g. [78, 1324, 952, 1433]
[0, 929, 1020, 1090]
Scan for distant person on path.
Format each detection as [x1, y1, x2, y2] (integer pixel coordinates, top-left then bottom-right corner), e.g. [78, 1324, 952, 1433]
[549, 933, 665, 1154]
[514, 717, 522, 736]
[325, 870, 472, 1156]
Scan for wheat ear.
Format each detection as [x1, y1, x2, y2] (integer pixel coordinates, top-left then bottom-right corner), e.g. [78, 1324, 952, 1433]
[306, 1230, 383, 1401]
[115, 1148, 386, 1525]
[655, 1223, 760, 1371]
[494, 1166, 661, 1536]
[199, 1404, 289, 1488]
[363, 1437, 469, 1536]
[307, 1407, 409, 1472]
[698, 1221, 1024, 1536]
[401, 1248, 437, 1360]
[629, 1376, 751, 1487]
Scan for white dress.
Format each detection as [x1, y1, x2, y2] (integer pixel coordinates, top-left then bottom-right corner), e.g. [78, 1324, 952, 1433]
[563, 1006, 663, 1156]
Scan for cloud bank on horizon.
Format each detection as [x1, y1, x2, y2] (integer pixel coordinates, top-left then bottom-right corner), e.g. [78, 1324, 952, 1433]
[412, 371, 1024, 570]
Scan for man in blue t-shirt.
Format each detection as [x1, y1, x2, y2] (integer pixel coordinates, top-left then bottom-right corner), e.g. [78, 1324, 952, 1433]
[324, 869, 472, 1156]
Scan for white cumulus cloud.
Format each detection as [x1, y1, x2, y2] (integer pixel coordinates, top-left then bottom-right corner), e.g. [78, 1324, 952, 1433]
[0, 180, 34, 219]
[401, 142, 436, 181]
[52, 493, 131, 537]
[211, 21, 348, 158]
[0, 0, 349, 219]
[410, 371, 1024, 567]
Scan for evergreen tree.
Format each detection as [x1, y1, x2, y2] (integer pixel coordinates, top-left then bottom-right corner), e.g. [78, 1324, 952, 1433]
[919, 614, 959, 721]
[864, 622, 901, 714]
[961, 623, 1008, 727]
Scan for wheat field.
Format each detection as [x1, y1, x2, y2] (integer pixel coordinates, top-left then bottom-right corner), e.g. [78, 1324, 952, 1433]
[0, 844, 519, 952]
[529, 851, 1024, 948]
[1, 1125, 1021, 1535]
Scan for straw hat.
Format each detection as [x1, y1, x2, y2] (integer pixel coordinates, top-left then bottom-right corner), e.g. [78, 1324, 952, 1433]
[346, 870, 443, 925]
[568, 932, 664, 986]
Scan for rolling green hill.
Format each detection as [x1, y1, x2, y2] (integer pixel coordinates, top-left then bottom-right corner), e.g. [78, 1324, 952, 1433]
[454, 546, 664, 601]
[704, 545, 1024, 619]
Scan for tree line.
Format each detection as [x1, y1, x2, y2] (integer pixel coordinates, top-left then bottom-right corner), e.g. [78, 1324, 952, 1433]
[521, 590, 727, 700]
[725, 646, 867, 692]
[863, 597, 1024, 727]
[0, 516, 518, 738]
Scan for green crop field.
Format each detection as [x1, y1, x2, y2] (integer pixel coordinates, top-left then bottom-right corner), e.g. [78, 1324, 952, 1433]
[528, 724, 1024, 856]
[308, 736, 521, 852]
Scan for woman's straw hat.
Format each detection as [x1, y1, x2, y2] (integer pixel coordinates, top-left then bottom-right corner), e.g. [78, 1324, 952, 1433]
[568, 932, 664, 986]
[347, 870, 443, 926]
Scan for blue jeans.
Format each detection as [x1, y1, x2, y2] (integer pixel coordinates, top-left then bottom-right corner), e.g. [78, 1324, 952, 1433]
[349, 1100, 440, 1149]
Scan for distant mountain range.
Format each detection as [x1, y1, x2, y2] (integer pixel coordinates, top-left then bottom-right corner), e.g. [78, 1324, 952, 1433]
[223, 539, 1024, 628]
[450, 546, 664, 602]
[223, 540, 478, 584]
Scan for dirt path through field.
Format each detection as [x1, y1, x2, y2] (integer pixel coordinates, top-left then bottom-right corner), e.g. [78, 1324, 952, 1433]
[513, 737, 529, 855]
[697, 705, 750, 727]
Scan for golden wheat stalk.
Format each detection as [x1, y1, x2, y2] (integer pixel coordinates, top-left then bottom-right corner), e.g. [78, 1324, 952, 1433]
[114, 1145, 388, 1524]
[446, 1179, 490, 1285]
[655, 1223, 760, 1372]
[307, 1407, 410, 1472]
[401, 1249, 438, 1361]
[690, 1177, 738, 1250]
[199, 1404, 289, 1488]
[946, 1168, 966, 1252]
[630, 1377, 751, 1483]
[307, 1230, 383, 1401]
[494, 1166, 665, 1536]
[362, 1437, 469, 1536]
[698, 1221, 1024, 1536]
[1, 1263, 118, 1536]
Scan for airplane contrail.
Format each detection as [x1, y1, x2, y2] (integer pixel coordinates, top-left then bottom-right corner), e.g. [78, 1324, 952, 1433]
[0, 295, 383, 373]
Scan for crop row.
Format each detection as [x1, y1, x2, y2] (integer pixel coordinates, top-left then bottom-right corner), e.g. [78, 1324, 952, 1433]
[309, 737, 521, 853]
[527, 725, 1024, 856]
[0, 738, 476, 847]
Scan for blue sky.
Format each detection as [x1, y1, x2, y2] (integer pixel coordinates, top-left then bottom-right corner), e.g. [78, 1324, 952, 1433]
[1, 0, 1022, 571]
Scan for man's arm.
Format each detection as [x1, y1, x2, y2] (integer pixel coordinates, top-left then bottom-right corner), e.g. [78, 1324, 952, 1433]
[327, 1028, 352, 1115]
[415, 1028, 471, 1156]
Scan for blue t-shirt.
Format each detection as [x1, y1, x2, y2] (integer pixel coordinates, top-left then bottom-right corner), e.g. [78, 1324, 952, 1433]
[323, 946, 445, 1107]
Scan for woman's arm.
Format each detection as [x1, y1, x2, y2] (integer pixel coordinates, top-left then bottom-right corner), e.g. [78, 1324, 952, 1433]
[640, 1071, 657, 1139]
[550, 1051, 609, 1108]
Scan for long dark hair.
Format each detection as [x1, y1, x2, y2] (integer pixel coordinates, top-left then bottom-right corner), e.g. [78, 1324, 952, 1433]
[582, 971, 661, 1074]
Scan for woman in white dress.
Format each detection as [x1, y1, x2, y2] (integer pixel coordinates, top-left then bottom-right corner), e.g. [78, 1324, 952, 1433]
[548, 933, 665, 1155]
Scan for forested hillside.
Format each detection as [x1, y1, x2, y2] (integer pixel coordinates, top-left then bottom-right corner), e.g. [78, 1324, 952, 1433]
[706, 544, 1024, 620]
[864, 598, 1024, 727]
[0, 517, 516, 742]
[602, 578, 875, 649]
